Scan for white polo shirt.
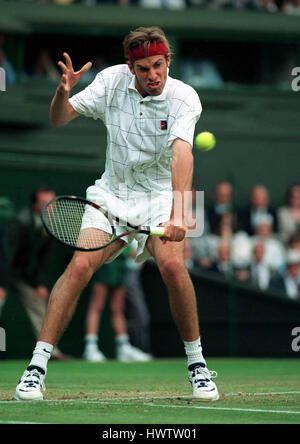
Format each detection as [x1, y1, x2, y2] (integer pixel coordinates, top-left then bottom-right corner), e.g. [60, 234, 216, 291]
[69, 64, 201, 196]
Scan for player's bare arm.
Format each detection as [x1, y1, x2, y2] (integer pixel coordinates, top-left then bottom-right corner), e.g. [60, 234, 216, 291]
[50, 52, 92, 127]
[160, 138, 194, 243]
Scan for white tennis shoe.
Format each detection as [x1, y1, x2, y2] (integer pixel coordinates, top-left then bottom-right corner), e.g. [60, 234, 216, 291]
[117, 344, 152, 362]
[188, 362, 219, 401]
[15, 366, 46, 401]
[83, 347, 107, 363]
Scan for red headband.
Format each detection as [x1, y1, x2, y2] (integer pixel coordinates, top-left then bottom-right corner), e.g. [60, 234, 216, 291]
[128, 42, 168, 63]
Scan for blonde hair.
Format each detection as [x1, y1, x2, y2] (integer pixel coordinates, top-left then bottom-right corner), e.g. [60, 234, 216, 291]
[123, 27, 171, 62]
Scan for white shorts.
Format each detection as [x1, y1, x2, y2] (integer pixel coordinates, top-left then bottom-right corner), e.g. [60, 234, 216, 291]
[81, 183, 172, 264]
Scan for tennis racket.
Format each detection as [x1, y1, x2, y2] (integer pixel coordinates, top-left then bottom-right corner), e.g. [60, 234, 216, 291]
[41, 195, 166, 252]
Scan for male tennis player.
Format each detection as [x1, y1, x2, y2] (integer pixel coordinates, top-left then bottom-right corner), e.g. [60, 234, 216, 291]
[15, 27, 219, 401]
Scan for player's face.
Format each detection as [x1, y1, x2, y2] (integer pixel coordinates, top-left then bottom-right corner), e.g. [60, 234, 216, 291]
[129, 55, 170, 97]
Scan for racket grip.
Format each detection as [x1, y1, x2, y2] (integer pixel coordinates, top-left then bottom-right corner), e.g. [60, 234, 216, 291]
[149, 226, 166, 237]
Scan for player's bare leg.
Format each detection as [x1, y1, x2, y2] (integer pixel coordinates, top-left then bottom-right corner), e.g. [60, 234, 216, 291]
[146, 237, 199, 341]
[15, 229, 125, 401]
[146, 236, 219, 401]
[39, 231, 125, 346]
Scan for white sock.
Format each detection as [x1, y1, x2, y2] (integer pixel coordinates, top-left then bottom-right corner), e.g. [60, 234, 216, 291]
[28, 341, 53, 373]
[85, 334, 98, 350]
[115, 334, 129, 347]
[184, 337, 206, 369]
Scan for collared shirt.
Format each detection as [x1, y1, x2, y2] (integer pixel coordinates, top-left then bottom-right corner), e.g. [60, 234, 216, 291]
[69, 64, 201, 196]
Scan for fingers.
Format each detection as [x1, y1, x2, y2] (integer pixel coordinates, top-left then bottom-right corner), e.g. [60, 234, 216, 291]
[159, 225, 186, 243]
[79, 61, 92, 74]
[63, 52, 73, 70]
[57, 60, 68, 74]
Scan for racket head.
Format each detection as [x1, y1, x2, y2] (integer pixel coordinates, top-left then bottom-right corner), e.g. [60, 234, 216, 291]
[41, 195, 116, 251]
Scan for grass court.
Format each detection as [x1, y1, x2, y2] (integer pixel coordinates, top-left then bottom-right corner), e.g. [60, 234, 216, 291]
[0, 358, 299, 425]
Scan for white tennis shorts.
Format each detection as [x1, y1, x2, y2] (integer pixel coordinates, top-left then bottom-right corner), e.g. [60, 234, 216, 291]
[81, 183, 172, 264]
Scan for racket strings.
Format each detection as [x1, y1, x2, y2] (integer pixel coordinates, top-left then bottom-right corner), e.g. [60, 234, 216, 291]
[44, 199, 113, 250]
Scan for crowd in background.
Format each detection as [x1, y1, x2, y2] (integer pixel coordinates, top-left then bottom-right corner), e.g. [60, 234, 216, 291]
[0, 188, 152, 361]
[5, 0, 300, 16]
[0, 182, 299, 359]
[185, 182, 300, 300]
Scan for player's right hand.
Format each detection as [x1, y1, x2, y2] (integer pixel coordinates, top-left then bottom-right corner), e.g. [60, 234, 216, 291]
[57, 52, 92, 95]
[159, 223, 186, 244]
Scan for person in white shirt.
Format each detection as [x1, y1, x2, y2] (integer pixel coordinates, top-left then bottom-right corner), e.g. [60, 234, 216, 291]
[269, 249, 300, 300]
[15, 27, 218, 402]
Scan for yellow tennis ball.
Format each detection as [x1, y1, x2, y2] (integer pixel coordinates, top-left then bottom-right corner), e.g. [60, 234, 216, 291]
[195, 132, 216, 151]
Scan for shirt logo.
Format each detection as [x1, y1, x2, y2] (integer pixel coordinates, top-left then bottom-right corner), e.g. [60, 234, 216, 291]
[160, 120, 168, 130]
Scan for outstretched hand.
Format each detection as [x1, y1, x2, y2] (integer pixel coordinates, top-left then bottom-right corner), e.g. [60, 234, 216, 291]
[57, 52, 92, 95]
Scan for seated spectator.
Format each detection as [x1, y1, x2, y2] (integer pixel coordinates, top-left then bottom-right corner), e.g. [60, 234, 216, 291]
[0, 197, 15, 319]
[180, 58, 224, 89]
[78, 55, 108, 84]
[34, 50, 60, 82]
[1, 188, 70, 360]
[287, 230, 300, 255]
[0, 48, 16, 86]
[209, 241, 234, 279]
[281, 0, 300, 14]
[251, 214, 286, 272]
[277, 184, 300, 244]
[269, 250, 300, 300]
[139, 0, 186, 9]
[250, 241, 272, 290]
[240, 185, 278, 235]
[207, 181, 241, 234]
[191, 212, 252, 272]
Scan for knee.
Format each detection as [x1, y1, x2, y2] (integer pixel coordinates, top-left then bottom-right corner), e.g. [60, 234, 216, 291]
[159, 256, 186, 289]
[68, 255, 95, 283]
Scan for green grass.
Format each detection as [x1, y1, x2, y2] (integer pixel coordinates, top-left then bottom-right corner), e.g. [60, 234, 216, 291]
[0, 358, 300, 424]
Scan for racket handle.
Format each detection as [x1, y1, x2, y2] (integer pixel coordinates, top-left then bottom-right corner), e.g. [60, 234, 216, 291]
[148, 226, 166, 237]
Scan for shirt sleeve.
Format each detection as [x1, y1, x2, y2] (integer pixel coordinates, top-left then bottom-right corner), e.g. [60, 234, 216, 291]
[168, 87, 202, 147]
[69, 71, 106, 121]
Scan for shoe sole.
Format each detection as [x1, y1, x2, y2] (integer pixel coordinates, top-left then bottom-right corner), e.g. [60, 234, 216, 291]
[193, 392, 219, 401]
[14, 391, 44, 401]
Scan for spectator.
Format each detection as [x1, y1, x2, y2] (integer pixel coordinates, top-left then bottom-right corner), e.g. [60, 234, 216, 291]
[240, 185, 278, 235]
[281, 0, 300, 14]
[34, 50, 60, 82]
[277, 184, 300, 244]
[269, 249, 300, 300]
[78, 55, 108, 85]
[209, 240, 234, 278]
[180, 57, 224, 89]
[287, 231, 300, 255]
[1, 188, 70, 360]
[250, 241, 272, 290]
[0, 197, 15, 319]
[0, 48, 16, 86]
[82, 246, 152, 362]
[207, 181, 241, 234]
[139, 0, 186, 9]
[251, 213, 286, 272]
[191, 212, 251, 272]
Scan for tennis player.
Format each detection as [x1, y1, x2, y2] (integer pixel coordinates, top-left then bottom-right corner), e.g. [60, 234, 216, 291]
[15, 27, 219, 401]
